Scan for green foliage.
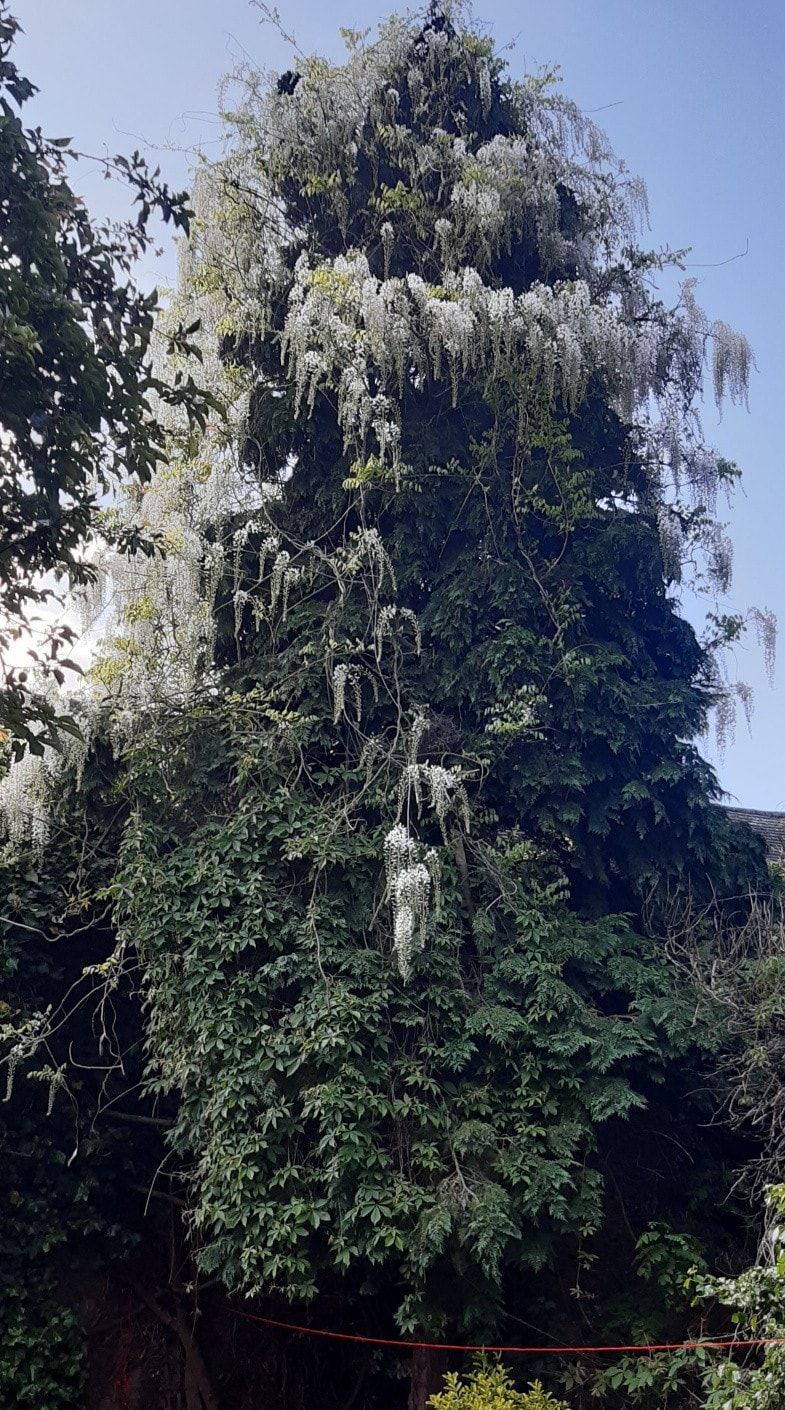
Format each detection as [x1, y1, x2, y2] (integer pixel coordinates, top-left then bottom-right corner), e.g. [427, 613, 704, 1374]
[0, 772, 145, 1410]
[692, 1186, 785, 1409]
[634, 1222, 707, 1297]
[0, 8, 774, 1406]
[0, 1112, 88, 1409]
[428, 1359, 568, 1410]
[34, 0, 763, 1353]
[0, 6, 213, 752]
[115, 697, 721, 1333]
[579, 1345, 711, 1407]
[0, 1293, 83, 1409]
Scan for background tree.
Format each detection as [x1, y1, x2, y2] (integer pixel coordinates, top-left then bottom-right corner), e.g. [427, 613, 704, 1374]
[0, 5, 214, 754]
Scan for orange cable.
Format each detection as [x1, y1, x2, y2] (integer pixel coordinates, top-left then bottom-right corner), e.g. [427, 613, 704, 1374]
[236, 1310, 785, 1356]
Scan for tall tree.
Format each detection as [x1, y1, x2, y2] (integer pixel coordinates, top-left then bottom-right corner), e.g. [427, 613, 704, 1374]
[0, 6, 772, 1407]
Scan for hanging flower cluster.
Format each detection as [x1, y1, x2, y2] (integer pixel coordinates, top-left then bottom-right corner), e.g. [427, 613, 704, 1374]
[379, 750, 466, 978]
[282, 253, 675, 474]
[383, 822, 441, 980]
[249, 12, 638, 280]
[0, 690, 97, 848]
[73, 166, 266, 713]
[283, 253, 753, 499]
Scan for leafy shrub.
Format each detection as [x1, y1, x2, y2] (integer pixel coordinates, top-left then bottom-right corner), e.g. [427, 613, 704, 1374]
[428, 1358, 569, 1410]
[0, 1291, 84, 1408]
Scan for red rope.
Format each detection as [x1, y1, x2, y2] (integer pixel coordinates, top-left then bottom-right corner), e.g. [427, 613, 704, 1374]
[237, 1310, 785, 1356]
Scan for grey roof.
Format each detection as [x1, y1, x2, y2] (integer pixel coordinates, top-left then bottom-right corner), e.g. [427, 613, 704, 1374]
[725, 807, 785, 858]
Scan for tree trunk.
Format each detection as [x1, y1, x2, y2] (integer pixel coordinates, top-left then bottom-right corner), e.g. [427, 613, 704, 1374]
[132, 1284, 219, 1410]
[407, 1344, 447, 1410]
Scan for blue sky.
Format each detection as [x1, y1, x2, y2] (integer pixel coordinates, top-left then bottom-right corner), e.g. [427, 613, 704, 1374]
[13, 1, 785, 807]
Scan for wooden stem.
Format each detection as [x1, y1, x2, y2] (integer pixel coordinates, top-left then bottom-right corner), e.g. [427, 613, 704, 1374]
[133, 1285, 219, 1410]
[408, 1343, 447, 1410]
